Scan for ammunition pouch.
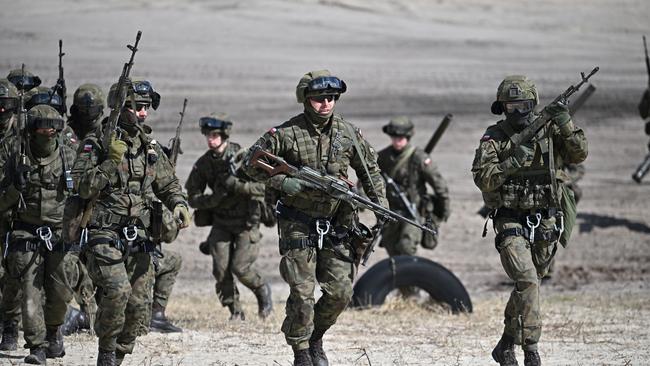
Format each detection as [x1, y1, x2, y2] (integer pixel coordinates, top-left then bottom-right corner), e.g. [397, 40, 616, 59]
[419, 194, 441, 250]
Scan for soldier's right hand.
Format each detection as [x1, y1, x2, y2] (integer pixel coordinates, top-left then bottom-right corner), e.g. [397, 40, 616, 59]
[108, 136, 128, 164]
[280, 177, 313, 196]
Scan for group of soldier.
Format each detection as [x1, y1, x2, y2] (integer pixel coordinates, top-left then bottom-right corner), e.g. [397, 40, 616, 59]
[0, 36, 606, 366]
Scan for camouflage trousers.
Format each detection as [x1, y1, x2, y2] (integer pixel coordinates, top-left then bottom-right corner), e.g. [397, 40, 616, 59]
[70, 254, 97, 319]
[84, 240, 154, 355]
[380, 219, 422, 256]
[207, 225, 264, 313]
[279, 245, 355, 351]
[493, 214, 557, 352]
[0, 248, 76, 349]
[153, 249, 182, 308]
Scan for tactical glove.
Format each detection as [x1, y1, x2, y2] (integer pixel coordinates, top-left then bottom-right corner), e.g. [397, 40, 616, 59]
[500, 144, 534, 175]
[280, 177, 314, 196]
[545, 102, 571, 127]
[173, 205, 191, 229]
[14, 164, 30, 192]
[107, 137, 128, 164]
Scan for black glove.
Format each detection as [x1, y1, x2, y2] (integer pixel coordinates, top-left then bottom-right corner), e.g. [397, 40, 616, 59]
[545, 102, 571, 127]
[14, 164, 30, 192]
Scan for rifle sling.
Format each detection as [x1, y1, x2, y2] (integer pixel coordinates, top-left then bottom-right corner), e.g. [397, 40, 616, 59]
[341, 122, 379, 202]
[389, 145, 416, 178]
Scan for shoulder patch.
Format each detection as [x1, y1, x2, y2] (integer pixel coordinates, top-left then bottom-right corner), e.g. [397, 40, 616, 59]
[481, 134, 492, 141]
[268, 127, 277, 135]
[83, 144, 93, 152]
[424, 157, 432, 166]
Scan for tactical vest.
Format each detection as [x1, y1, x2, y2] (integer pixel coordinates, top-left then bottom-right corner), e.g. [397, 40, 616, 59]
[14, 144, 75, 228]
[280, 114, 356, 218]
[378, 145, 425, 211]
[482, 120, 564, 211]
[89, 133, 157, 228]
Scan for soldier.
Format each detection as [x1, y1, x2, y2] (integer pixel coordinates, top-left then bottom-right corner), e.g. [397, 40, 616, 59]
[241, 70, 388, 366]
[377, 116, 450, 256]
[0, 105, 77, 364]
[6, 68, 42, 93]
[185, 113, 272, 321]
[24, 86, 78, 149]
[472, 75, 588, 366]
[71, 79, 189, 365]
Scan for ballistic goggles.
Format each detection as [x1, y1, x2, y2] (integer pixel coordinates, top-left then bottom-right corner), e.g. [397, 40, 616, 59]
[307, 76, 346, 94]
[503, 100, 534, 114]
[7, 75, 41, 91]
[0, 98, 18, 113]
[199, 117, 232, 130]
[311, 95, 338, 102]
[27, 116, 64, 131]
[27, 92, 64, 110]
[130, 80, 160, 110]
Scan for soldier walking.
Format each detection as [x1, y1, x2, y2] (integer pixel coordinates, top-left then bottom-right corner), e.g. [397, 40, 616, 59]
[242, 70, 388, 366]
[185, 113, 272, 321]
[71, 79, 189, 365]
[472, 75, 587, 366]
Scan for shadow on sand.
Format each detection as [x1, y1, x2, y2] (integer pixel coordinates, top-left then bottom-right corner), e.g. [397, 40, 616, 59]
[578, 212, 650, 235]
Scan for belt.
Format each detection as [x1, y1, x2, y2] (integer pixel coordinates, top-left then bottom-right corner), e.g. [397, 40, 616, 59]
[275, 202, 326, 226]
[280, 237, 316, 251]
[6, 240, 41, 252]
[496, 207, 559, 220]
[495, 227, 560, 245]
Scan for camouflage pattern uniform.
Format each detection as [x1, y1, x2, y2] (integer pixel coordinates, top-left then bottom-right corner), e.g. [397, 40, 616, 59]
[242, 70, 387, 365]
[186, 115, 271, 320]
[377, 116, 450, 257]
[472, 75, 587, 365]
[0, 105, 77, 363]
[71, 101, 187, 363]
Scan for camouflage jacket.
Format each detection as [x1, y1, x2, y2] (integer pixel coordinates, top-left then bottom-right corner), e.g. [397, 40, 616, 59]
[472, 116, 588, 210]
[186, 142, 265, 224]
[242, 112, 387, 225]
[71, 125, 187, 232]
[0, 139, 76, 241]
[377, 144, 450, 220]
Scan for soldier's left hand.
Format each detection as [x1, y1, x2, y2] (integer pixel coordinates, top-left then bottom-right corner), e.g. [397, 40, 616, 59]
[173, 205, 191, 229]
[545, 102, 570, 127]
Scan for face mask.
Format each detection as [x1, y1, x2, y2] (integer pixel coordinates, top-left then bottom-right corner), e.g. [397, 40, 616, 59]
[505, 110, 532, 130]
[31, 132, 58, 157]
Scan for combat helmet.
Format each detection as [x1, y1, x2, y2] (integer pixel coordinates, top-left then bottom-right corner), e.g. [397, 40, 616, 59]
[0, 78, 19, 114]
[71, 83, 105, 120]
[199, 112, 233, 137]
[24, 86, 65, 115]
[295, 70, 347, 104]
[382, 116, 414, 138]
[6, 68, 41, 92]
[26, 104, 64, 131]
[491, 75, 539, 115]
[107, 79, 160, 110]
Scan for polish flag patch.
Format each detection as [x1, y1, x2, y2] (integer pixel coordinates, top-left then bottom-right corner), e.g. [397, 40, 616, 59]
[83, 144, 93, 152]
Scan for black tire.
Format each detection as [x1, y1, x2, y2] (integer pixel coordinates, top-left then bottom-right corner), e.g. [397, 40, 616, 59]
[351, 255, 472, 313]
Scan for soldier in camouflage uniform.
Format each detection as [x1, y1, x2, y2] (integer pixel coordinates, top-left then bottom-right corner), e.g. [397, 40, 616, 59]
[242, 70, 388, 366]
[0, 105, 77, 364]
[186, 113, 272, 321]
[472, 76, 588, 366]
[71, 79, 189, 365]
[377, 116, 450, 255]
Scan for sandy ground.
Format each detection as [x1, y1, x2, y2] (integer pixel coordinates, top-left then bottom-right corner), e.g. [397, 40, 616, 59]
[1, 0, 650, 365]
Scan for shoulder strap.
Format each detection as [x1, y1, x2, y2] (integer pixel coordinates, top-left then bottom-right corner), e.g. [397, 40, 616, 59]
[389, 144, 416, 177]
[340, 120, 378, 200]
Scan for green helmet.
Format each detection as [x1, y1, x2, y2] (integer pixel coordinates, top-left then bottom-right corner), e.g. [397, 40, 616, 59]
[71, 83, 105, 117]
[24, 86, 65, 115]
[382, 116, 414, 137]
[199, 112, 233, 137]
[107, 79, 161, 110]
[295, 70, 347, 104]
[0, 78, 19, 114]
[26, 104, 64, 131]
[491, 75, 538, 115]
[6, 68, 41, 92]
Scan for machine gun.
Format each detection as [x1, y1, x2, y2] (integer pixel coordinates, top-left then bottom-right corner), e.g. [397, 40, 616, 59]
[101, 30, 142, 154]
[248, 148, 436, 264]
[168, 98, 188, 167]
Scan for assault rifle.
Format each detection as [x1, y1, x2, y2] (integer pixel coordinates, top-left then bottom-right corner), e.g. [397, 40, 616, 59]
[51, 39, 67, 115]
[15, 64, 29, 212]
[101, 30, 142, 154]
[168, 98, 188, 167]
[381, 172, 418, 221]
[507, 67, 599, 149]
[248, 148, 436, 263]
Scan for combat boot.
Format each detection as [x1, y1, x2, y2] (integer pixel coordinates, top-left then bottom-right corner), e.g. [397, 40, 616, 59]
[524, 350, 541, 366]
[116, 350, 125, 366]
[24, 347, 47, 365]
[309, 328, 328, 366]
[150, 302, 183, 333]
[492, 335, 518, 366]
[253, 283, 273, 319]
[293, 348, 312, 366]
[97, 349, 116, 366]
[0, 320, 18, 351]
[45, 326, 65, 358]
[228, 304, 245, 321]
